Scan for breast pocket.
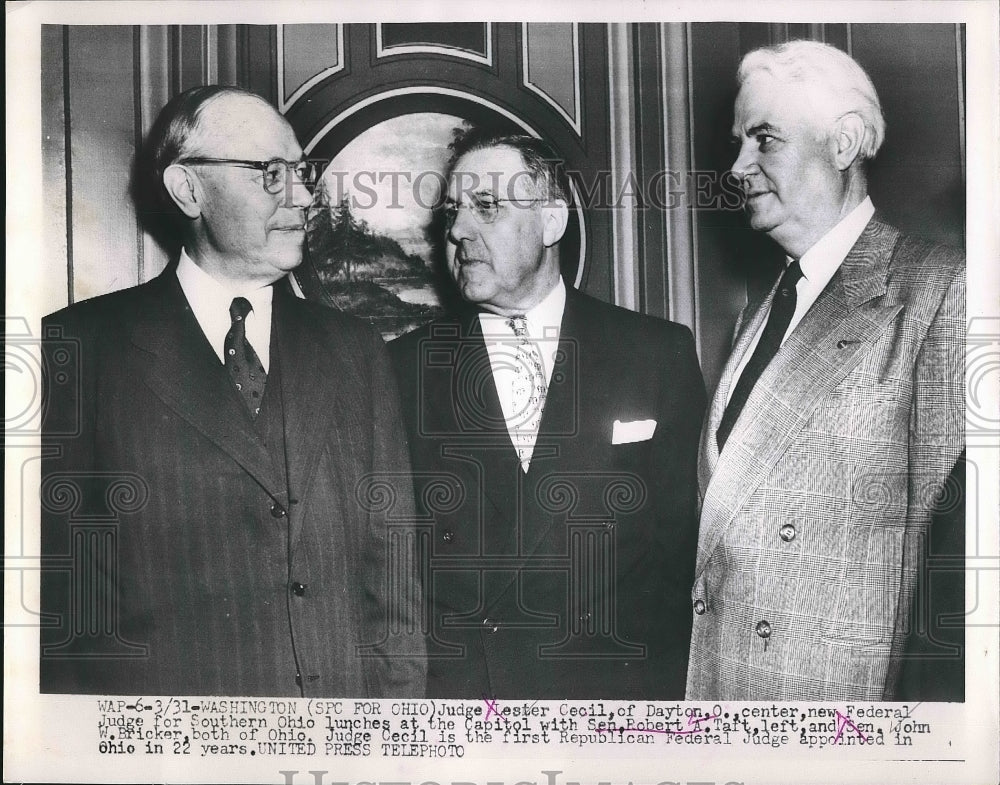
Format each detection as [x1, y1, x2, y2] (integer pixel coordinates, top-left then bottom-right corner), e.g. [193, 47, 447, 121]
[806, 380, 910, 439]
[610, 438, 652, 471]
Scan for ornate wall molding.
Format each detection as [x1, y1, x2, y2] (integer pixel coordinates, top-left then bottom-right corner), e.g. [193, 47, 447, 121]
[277, 24, 345, 113]
[374, 23, 492, 66]
[521, 23, 581, 136]
[607, 24, 638, 311]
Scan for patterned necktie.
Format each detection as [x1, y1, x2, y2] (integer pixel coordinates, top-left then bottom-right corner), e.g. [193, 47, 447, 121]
[507, 315, 547, 472]
[225, 297, 267, 419]
[716, 260, 804, 452]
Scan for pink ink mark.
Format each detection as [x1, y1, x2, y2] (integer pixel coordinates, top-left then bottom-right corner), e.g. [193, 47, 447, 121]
[684, 711, 722, 733]
[833, 710, 870, 744]
[482, 695, 505, 724]
[598, 728, 676, 736]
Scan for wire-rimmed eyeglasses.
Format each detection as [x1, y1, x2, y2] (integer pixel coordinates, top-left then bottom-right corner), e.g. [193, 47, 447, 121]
[441, 195, 547, 229]
[177, 157, 320, 194]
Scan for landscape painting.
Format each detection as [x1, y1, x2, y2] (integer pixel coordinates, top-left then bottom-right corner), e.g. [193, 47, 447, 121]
[298, 112, 469, 339]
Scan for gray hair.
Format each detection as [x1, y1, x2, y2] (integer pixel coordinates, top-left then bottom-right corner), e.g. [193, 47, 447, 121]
[131, 85, 277, 249]
[142, 85, 274, 214]
[738, 40, 886, 161]
[448, 129, 571, 203]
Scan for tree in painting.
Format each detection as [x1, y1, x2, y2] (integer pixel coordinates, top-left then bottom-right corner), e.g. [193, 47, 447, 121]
[305, 183, 446, 338]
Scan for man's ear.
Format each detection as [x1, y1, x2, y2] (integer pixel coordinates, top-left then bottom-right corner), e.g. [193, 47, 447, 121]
[162, 164, 203, 219]
[833, 112, 866, 171]
[541, 198, 569, 247]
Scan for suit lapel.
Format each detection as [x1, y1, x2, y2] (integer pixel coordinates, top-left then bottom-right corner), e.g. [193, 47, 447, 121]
[533, 289, 580, 448]
[452, 298, 579, 596]
[459, 310, 510, 438]
[516, 290, 584, 556]
[697, 218, 903, 574]
[271, 289, 361, 546]
[129, 272, 281, 495]
[698, 280, 776, 499]
[448, 311, 523, 514]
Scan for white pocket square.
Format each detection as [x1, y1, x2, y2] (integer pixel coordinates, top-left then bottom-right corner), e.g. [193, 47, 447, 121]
[612, 418, 657, 444]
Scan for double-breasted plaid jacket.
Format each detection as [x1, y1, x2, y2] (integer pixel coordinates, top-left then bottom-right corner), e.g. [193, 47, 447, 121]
[687, 217, 965, 701]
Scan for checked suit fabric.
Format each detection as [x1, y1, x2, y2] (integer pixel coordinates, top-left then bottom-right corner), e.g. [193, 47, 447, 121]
[717, 260, 802, 451]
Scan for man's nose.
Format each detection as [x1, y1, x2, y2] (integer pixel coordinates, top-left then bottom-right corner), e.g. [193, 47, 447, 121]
[448, 203, 476, 244]
[730, 140, 758, 182]
[288, 175, 313, 209]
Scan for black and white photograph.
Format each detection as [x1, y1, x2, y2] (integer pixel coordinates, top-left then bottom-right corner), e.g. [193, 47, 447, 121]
[5, 1, 999, 783]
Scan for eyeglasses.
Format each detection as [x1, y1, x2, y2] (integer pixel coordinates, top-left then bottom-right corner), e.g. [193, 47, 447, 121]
[177, 157, 320, 194]
[441, 195, 547, 229]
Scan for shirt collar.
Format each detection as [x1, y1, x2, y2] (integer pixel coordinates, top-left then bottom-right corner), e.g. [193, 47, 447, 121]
[175, 249, 274, 365]
[479, 278, 567, 338]
[794, 196, 875, 281]
[522, 277, 566, 334]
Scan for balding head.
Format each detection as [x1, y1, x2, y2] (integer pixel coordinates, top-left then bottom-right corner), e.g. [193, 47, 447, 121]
[139, 85, 312, 289]
[140, 86, 280, 222]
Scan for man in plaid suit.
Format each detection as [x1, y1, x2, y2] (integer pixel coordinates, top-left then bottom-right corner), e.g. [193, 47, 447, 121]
[686, 40, 965, 700]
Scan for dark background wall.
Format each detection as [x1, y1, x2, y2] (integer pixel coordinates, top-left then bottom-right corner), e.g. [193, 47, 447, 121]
[40, 22, 965, 390]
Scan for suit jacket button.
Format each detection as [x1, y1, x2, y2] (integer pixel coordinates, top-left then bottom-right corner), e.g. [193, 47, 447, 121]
[295, 672, 302, 686]
[271, 502, 287, 519]
[779, 524, 796, 542]
[442, 530, 455, 543]
[693, 599, 707, 615]
[483, 618, 500, 634]
[291, 582, 307, 597]
[756, 620, 772, 638]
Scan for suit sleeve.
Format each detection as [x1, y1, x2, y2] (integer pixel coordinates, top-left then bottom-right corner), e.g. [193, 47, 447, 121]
[649, 323, 707, 694]
[886, 259, 966, 699]
[360, 327, 428, 698]
[662, 324, 708, 518]
[909, 259, 965, 483]
[896, 450, 965, 701]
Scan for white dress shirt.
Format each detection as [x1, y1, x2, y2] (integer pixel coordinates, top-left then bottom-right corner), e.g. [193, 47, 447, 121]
[726, 197, 875, 404]
[176, 249, 274, 372]
[479, 278, 566, 468]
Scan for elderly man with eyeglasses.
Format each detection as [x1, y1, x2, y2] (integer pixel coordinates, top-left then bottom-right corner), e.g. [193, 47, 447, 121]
[390, 130, 706, 699]
[40, 85, 426, 697]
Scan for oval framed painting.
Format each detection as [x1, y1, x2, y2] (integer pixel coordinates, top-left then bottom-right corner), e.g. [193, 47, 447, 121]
[294, 94, 583, 340]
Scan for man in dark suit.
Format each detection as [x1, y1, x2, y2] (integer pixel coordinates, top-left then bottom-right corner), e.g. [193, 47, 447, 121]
[40, 85, 425, 696]
[687, 41, 965, 700]
[390, 132, 705, 699]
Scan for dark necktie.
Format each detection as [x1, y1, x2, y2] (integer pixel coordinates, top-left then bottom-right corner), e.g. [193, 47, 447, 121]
[225, 297, 267, 418]
[716, 260, 803, 451]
